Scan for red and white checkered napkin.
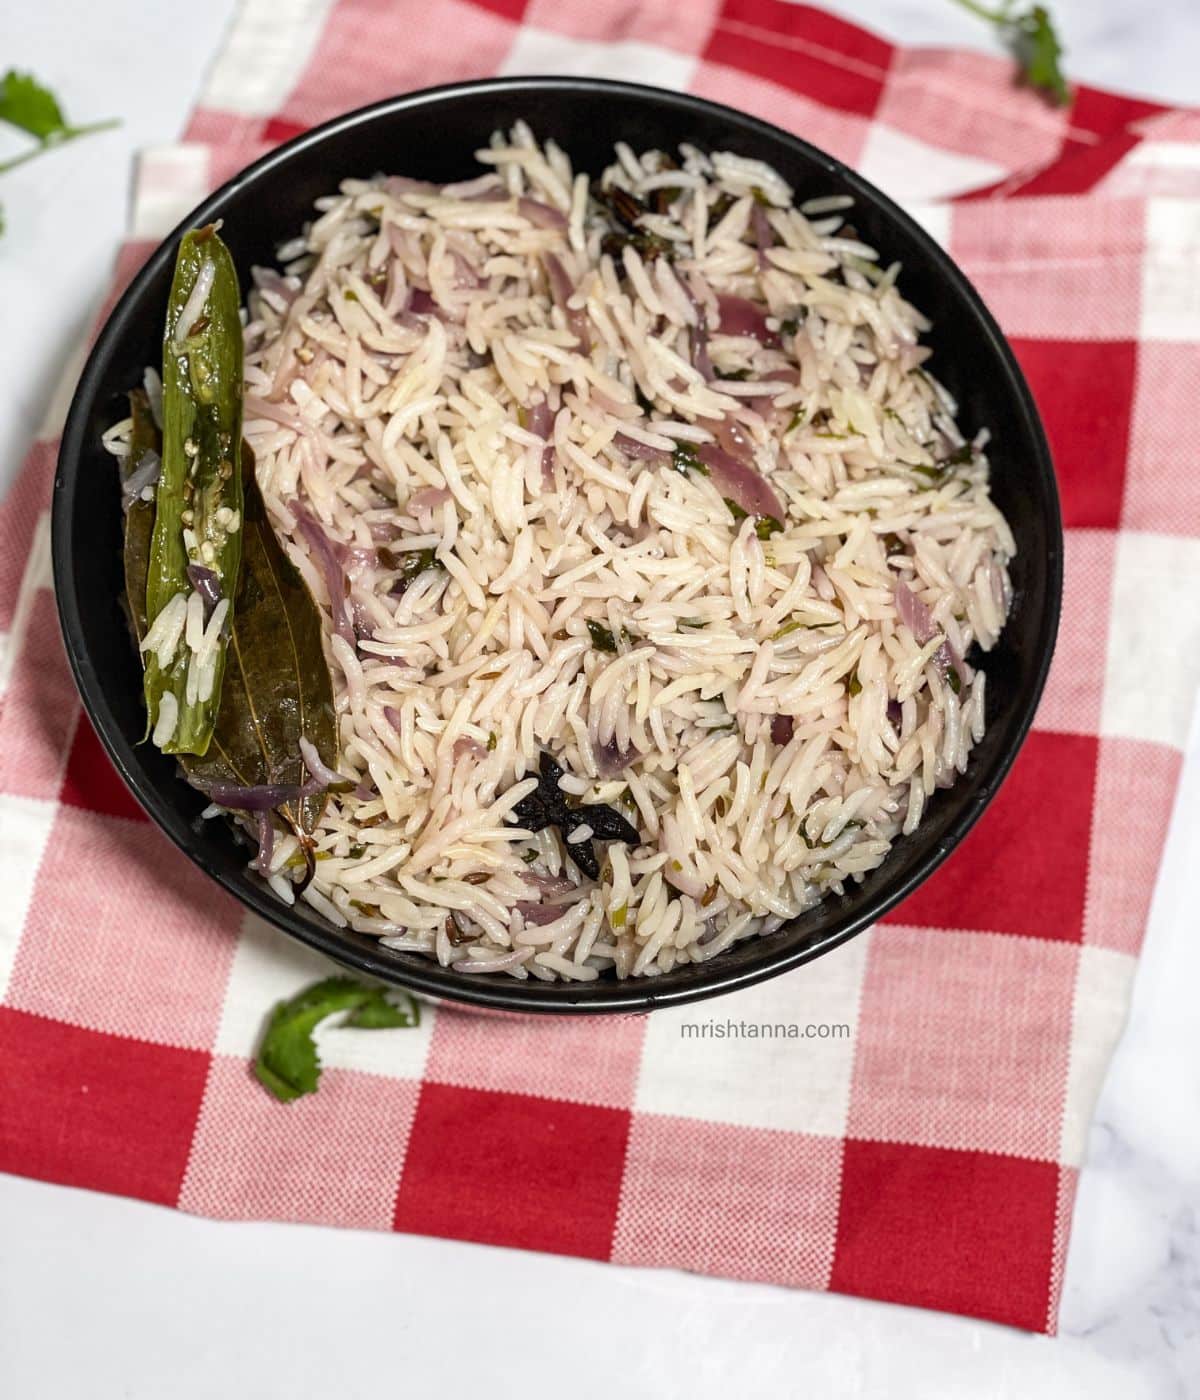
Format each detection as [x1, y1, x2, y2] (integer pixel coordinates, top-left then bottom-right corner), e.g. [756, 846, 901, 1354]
[3, 0, 1199, 1335]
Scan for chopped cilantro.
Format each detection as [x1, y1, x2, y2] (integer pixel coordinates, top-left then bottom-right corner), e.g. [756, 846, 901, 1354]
[671, 441, 709, 476]
[586, 618, 618, 653]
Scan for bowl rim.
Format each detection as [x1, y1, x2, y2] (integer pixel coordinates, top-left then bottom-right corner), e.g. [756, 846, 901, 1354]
[53, 74, 1063, 1014]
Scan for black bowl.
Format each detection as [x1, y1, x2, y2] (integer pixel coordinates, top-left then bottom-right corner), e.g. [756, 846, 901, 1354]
[54, 77, 1061, 1014]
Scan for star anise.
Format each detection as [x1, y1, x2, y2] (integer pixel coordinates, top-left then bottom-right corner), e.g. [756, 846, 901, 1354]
[508, 751, 640, 880]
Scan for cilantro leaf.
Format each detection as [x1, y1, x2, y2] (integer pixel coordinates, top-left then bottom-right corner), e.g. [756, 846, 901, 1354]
[0, 71, 67, 141]
[948, 1, 1070, 106]
[253, 976, 419, 1102]
[670, 441, 709, 477]
[1013, 6, 1068, 105]
[344, 988, 421, 1029]
[0, 70, 117, 181]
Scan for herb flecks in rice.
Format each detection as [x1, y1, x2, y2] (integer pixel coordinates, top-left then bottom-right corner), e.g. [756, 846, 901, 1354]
[227, 125, 1014, 980]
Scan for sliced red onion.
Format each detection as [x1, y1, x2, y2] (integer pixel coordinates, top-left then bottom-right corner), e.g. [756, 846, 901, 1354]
[295, 508, 354, 645]
[369, 520, 403, 543]
[614, 433, 670, 463]
[771, 714, 794, 746]
[453, 736, 488, 762]
[515, 900, 567, 926]
[525, 399, 557, 487]
[595, 735, 630, 777]
[716, 294, 779, 348]
[339, 544, 382, 572]
[894, 581, 936, 645]
[450, 251, 482, 289]
[300, 735, 352, 790]
[526, 399, 553, 439]
[588, 387, 630, 416]
[201, 779, 321, 812]
[544, 253, 590, 351]
[384, 706, 404, 732]
[751, 201, 775, 266]
[349, 593, 375, 642]
[408, 485, 452, 515]
[186, 563, 221, 616]
[442, 174, 504, 198]
[522, 872, 577, 897]
[700, 414, 756, 465]
[679, 275, 715, 378]
[353, 781, 374, 800]
[893, 583, 967, 684]
[251, 266, 299, 310]
[255, 811, 274, 875]
[545, 251, 573, 303]
[696, 443, 784, 521]
[385, 176, 436, 198]
[121, 449, 161, 512]
[519, 196, 568, 231]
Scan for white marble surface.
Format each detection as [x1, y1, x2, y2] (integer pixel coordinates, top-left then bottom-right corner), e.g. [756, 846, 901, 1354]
[2, 2, 1198, 1395]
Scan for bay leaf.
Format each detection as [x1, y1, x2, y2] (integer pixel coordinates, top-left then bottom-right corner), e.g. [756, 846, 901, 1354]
[181, 443, 336, 835]
[123, 429, 337, 839]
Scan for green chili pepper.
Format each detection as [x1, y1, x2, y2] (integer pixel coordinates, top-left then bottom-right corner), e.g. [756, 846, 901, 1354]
[143, 225, 243, 754]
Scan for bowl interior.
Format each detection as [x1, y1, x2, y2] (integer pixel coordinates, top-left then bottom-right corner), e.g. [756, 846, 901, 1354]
[54, 78, 1061, 1013]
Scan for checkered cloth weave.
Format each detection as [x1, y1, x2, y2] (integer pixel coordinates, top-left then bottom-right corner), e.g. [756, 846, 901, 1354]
[3, 0, 1199, 1333]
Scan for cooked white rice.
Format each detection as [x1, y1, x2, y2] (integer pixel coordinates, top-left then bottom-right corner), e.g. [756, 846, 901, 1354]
[147, 125, 1018, 980]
